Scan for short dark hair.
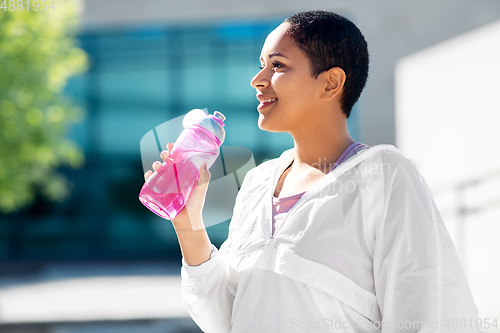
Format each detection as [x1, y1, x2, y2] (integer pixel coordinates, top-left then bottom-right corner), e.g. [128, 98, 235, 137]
[285, 10, 369, 118]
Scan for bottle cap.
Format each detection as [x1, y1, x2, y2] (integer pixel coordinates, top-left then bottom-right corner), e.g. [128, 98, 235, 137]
[183, 109, 226, 144]
[214, 111, 226, 121]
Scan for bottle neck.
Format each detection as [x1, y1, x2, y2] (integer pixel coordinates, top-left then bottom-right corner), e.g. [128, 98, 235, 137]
[209, 115, 225, 127]
[192, 124, 222, 146]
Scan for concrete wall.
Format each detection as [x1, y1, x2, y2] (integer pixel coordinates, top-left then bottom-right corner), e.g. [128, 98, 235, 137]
[396, 19, 500, 323]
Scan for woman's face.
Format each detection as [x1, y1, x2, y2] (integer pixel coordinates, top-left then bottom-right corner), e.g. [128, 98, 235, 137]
[250, 22, 325, 133]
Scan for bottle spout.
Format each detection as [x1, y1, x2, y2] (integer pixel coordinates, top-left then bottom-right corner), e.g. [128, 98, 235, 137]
[213, 111, 226, 122]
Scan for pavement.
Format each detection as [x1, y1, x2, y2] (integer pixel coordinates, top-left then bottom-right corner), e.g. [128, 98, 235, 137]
[0, 262, 202, 332]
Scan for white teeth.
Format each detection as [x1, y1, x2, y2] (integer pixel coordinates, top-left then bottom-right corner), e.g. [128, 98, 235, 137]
[262, 99, 276, 103]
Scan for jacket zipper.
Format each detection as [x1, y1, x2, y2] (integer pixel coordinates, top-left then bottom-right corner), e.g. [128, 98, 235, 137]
[267, 159, 293, 241]
[267, 158, 306, 241]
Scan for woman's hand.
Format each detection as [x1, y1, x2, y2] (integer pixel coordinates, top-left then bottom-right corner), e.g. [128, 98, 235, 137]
[144, 142, 211, 225]
[144, 143, 213, 265]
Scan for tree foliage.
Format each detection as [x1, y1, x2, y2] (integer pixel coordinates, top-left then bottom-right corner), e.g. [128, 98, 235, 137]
[0, 0, 87, 214]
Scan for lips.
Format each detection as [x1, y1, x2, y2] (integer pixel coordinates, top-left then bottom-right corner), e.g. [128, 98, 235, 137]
[256, 96, 277, 111]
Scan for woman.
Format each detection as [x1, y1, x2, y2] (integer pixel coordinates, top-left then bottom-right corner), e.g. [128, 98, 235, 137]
[144, 10, 478, 333]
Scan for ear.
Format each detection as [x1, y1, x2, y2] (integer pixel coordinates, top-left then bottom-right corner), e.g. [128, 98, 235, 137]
[321, 67, 346, 102]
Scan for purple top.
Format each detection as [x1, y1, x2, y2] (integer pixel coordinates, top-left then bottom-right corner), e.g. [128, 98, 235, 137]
[271, 142, 369, 235]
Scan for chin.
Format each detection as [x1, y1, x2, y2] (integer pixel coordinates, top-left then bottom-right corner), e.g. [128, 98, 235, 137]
[257, 116, 286, 133]
[257, 114, 272, 131]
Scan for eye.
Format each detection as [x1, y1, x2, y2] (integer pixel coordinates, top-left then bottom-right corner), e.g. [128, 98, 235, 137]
[258, 62, 284, 71]
[272, 62, 284, 69]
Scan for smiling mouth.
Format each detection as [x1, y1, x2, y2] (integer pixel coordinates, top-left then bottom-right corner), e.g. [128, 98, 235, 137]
[258, 98, 277, 110]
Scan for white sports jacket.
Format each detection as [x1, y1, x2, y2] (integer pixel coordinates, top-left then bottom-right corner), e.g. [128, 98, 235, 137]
[181, 144, 478, 333]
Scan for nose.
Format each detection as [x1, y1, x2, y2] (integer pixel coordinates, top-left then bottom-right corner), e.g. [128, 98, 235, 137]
[250, 67, 270, 89]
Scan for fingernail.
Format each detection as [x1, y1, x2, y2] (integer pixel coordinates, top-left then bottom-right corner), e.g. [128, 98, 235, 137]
[204, 163, 208, 171]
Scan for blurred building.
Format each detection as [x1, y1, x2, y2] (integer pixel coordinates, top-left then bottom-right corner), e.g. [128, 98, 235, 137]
[1, 0, 499, 266]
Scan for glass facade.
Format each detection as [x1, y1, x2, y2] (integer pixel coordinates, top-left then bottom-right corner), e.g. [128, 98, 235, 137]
[0, 19, 361, 261]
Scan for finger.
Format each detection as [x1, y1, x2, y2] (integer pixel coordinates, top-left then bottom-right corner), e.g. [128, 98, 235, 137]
[144, 170, 153, 181]
[167, 142, 174, 151]
[160, 150, 169, 161]
[152, 161, 162, 171]
[197, 162, 211, 187]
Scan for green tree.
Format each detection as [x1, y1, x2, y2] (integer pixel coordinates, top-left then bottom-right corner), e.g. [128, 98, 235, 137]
[0, 0, 87, 214]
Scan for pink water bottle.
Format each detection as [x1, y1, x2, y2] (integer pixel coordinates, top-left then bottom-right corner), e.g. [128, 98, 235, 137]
[139, 109, 226, 220]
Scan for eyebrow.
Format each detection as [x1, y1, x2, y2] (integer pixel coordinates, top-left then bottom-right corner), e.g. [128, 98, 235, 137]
[268, 52, 288, 58]
[260, 51, 288, 62]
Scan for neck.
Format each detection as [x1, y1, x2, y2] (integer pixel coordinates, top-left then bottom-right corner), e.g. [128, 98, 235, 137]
[289, 113, 354, 174]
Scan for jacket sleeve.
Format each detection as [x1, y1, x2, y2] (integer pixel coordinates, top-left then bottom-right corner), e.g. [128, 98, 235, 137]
[372, 155, 478, 333]
[181, 239, 235, 333]
[180, 166, 257, 332]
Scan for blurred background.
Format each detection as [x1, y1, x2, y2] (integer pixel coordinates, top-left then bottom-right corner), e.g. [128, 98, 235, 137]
[0, 0, 499, 332]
